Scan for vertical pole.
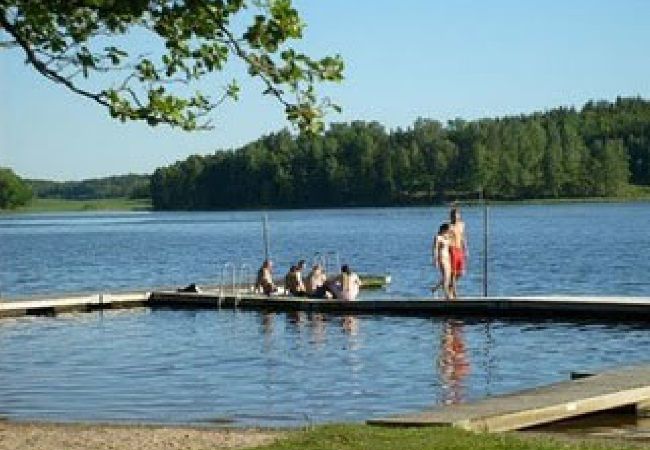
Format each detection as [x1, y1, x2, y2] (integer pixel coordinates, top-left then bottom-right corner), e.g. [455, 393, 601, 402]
[482, 189, 489, 298]
[262, 214, 270, 261]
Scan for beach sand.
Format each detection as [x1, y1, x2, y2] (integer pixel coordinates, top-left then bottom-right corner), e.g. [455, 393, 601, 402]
[0, 421, 280, 450]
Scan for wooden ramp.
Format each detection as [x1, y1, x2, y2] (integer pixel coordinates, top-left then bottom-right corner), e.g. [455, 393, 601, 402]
[368, 365, 650, 432]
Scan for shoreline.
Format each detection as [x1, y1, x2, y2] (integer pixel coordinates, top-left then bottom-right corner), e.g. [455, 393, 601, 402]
[3, 194, 650, 214]
[0, 420, 281, 450]
[3, 198, 152, 214]
[0, 420, 646, 450]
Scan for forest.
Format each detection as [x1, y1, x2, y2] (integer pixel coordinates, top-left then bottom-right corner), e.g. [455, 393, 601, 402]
[151, 97, 650, 210]
[28, 175, 151, 201]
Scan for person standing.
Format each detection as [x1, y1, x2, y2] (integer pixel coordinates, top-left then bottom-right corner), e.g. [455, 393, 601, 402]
[449, 206, 467, 299]
[432, 222, 452, 300]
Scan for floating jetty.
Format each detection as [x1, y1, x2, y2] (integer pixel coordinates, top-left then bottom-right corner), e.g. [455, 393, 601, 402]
[148, 292, 650, 321]
[368, 365, 650, 432]
[2, 290, 650, 321]
[0, 291, 149, 318]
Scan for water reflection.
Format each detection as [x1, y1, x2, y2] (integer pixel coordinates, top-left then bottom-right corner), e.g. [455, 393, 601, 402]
[2, 310, 650, 425]
[261, 312, 275, 352]
[437, 319, 471, 405]
[309, 313, 327, 347]
[261, 312, 275, 334]
[286, 311, 307, 330]
[342, 315, 359, 336]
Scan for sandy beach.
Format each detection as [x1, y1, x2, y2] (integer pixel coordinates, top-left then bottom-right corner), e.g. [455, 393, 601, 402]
[0, 421, 280, 450]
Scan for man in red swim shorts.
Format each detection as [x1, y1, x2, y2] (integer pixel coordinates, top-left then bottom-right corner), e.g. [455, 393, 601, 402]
[449, 206, 467, 299]
[450, 245, 466, 276]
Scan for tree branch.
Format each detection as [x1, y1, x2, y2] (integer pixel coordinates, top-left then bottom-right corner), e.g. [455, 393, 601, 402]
[213, 18, 292, 109]
[0, 13, 109, 107]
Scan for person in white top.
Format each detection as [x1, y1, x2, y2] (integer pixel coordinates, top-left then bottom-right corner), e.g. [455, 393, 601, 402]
[329, 264, 362, 301]
[432, 222, 453, 300]
[305, 264, 327, 297]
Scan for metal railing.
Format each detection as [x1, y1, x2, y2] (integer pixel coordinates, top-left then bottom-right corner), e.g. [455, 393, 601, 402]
[217, 262, 256, 308]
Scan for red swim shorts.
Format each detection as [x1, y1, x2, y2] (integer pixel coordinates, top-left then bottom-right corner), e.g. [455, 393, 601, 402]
[450, 247, 466, 276]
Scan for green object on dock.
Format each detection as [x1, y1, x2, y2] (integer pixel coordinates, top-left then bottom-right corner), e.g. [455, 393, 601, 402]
[359, 274, 391, 289]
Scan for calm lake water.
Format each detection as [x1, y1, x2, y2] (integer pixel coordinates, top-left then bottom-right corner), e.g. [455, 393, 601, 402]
[0, 203, 649, 425]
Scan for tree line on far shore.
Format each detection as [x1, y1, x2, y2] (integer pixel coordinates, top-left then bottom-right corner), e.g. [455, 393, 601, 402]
[3, 97, 649, 211]
[0, 167, 33, 209]
[151, 97, 650, 210]
[28, 175, 151, 201]
[0, 172, 150, 210]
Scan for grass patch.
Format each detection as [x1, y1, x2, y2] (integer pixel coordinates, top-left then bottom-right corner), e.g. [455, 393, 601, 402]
[251, 424, 635, 450]
[622, 184, 650, 198]
[456, 184, 650, 207]
[13, 197, 151, 212]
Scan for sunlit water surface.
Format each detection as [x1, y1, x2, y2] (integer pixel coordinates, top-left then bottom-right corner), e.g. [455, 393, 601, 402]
[1, 204, 649, 424]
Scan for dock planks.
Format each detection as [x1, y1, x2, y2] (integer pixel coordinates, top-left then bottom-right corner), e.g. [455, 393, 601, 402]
[367, 365, 650, 432]
[0, 291, 149, 318]
[148, 291, 650, 321]
[2, 290, 650, 322]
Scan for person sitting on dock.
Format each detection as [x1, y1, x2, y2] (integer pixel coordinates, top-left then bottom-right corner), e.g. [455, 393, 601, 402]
[305, 264, 328, 298]
[285, 264, 306, 297]
[255, 259, 276, 296]
[327, 264, 362, 301]
[296, 259, 306, 290]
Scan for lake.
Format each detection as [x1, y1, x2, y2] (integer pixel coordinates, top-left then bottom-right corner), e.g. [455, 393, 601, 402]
[0, 203, 649, 425]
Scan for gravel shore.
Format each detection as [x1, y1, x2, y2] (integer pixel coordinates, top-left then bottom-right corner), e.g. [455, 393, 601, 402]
[0, 421, 280, 450]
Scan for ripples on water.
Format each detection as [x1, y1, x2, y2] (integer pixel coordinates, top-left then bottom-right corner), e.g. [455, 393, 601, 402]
[1, 204, 650, 424]
[2, 204, 650, 298]
[1, 309, 649, 425]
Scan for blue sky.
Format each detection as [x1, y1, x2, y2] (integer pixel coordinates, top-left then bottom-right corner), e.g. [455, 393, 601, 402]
[2, 0, 650, 180]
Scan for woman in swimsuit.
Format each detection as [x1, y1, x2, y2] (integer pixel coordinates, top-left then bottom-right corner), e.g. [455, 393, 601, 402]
[432, 223, 453, 300]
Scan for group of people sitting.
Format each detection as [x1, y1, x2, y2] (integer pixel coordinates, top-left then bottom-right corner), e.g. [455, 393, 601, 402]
[255, 259, 362, 301]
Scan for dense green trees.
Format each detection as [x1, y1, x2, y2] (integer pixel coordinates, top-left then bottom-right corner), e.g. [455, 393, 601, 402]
[0, 167, 32, 209]
[151, 97, 650, 210]
[1, 0, 343, 132]
[28, 174, 150, 200]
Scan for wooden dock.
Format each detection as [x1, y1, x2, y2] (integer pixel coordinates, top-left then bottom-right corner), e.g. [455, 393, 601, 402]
[0, 291, 149, 318]
[368, 365, 650, 432]
[2, 290, 650, 321]
[147, 291, 650, 322]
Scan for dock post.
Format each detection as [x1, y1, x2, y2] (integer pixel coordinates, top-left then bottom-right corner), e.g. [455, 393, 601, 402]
[262, 214, 271, 262]
[481, 189, 489, 298]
